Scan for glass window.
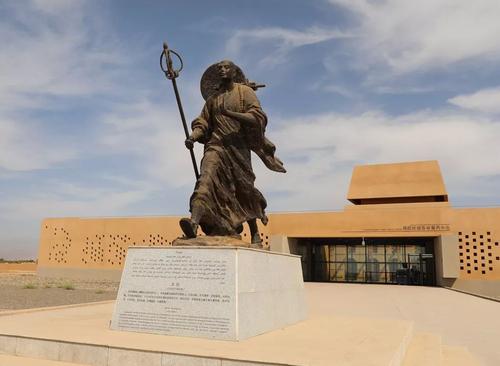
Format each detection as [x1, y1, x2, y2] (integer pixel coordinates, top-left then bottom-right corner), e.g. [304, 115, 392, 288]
[347, 245, 365, 262]
[329, 245, 335, 262]
[366, 262, 386, 283]
[386, 261, 406, 284]
[298, 239, 432, 285]
[313, 245, 329, 262]
[334, 262, 346, 281]
[406, 245, 424, 256]
[329, 262, 342, 281]
[367, 245, 384, 262]
[345, 259, 358, 281]
[314, 261, 329, 281]
[335, 245, 347, 262]
[386, 245, 404, 262]
[352, 262, 366, 282]
[406, 245, 425, 265]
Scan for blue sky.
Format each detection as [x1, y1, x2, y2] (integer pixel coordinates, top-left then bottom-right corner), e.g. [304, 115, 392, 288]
[2, 0, 500, 259]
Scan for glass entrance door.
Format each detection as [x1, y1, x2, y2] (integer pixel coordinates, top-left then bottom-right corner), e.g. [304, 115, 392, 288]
[366, 244, 386, 283]
[299, 237, 435, 285]
[346, 244, 365, 282]
[407, 253, 436, 286]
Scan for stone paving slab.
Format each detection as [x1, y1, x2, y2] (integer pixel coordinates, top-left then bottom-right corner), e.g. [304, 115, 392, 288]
[306, 283, 499, 365]
[442, 345, 482, 366]
[0, 354, 85, 366]
[0, 301, 413, 366]
[402, 332, 442, 366]
[1, 283, 494, 365]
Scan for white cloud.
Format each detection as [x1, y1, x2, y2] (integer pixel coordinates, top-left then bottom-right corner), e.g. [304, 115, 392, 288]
[308, 79, 359, 98]
[0, 2, 124, 105]
[98, 98, 202, 188]
[223, 1, 500, 92]
[226, 26, 350, 67]
[329, 0, 500, 74]
[2, 0, 500, 260]
[0, 1, 155, 259]
[31, 0, 82, 14]
[0, 183, 151, 221]
[448, 87, 500, 114]
[256, 109, 500, 210]
[0, 117, 78, 171]
[0, 1, 131, 172]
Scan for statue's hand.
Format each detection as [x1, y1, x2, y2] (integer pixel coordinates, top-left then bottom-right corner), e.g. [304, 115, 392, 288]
[185, 137, 194, 149]
[219, 95, 234, 117]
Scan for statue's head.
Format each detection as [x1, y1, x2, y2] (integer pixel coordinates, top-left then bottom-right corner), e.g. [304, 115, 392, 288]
[217, 60, 236, 81]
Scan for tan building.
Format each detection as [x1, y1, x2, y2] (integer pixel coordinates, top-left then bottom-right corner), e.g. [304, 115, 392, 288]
[37, 160, 500, 298]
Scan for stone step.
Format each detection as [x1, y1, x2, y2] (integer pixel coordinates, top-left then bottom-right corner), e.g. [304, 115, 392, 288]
[0, 354, 87, 366]
[441, 345, 482, 366]
[402, 332, 442, 366]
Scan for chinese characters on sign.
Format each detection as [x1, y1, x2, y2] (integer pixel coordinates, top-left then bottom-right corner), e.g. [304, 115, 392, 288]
[111, 248, 237, 339]
[402, 224, 450, 232]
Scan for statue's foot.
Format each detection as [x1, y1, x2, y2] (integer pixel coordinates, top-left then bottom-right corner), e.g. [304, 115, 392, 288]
[261, 214, 269, 225]
[180, 218, 198, 238]
[250, 232, 262, 247]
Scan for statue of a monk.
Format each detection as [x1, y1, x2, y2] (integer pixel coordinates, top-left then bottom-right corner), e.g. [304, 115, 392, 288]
[180, 60, 285, 245]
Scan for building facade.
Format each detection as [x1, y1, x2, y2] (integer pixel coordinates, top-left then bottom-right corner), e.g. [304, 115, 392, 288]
[37, 161, 500, 299]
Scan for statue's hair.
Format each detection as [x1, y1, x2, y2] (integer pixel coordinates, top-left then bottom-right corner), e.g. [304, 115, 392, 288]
[217, 60, 236, 68]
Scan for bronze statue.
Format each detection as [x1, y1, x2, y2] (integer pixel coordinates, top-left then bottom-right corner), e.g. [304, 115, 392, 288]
[160, 44, 285, 246]
[180, 60, 285, 245]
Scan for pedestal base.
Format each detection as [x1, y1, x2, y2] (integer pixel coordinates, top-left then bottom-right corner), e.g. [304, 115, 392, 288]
[171, 235, 250, 247]
[110, 246, 307, 341]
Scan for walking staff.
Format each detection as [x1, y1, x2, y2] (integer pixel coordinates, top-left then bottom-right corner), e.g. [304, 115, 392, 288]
[160, 41, 200, 180]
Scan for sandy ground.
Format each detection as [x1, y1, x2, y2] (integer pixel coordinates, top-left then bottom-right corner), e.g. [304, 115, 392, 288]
[0, 262, 37, 273]
[0, 273, 118, 310]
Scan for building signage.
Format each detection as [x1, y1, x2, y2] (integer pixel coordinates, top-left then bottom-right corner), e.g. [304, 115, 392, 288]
[402, 224, 450, 232]
[343, 223, 451, 233]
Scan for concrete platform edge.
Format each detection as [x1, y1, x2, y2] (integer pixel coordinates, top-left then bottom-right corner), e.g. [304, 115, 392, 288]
[0, 334, 295, 366]
[443, 286, 500, 303]
[0, 300, 116, 317]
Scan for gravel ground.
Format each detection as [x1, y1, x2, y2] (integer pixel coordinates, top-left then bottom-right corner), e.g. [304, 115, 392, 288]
[0, 273, 118, 310]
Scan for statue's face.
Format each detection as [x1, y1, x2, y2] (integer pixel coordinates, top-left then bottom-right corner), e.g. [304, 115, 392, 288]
[217, 61, 235, 81]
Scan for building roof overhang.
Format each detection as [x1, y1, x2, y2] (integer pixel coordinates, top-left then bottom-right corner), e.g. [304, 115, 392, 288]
[347, 160, 448, 205]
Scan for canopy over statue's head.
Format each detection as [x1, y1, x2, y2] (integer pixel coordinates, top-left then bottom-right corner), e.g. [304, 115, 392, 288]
[200, 60, 246, 101]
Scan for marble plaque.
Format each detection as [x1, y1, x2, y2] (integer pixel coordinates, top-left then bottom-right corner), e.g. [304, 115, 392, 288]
[111, 246, 306, 341]
[111, 247, 236, 340]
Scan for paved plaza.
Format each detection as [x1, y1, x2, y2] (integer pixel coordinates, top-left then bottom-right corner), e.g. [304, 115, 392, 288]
[306, 283, 499, 365]
[0, 282, 497, 365]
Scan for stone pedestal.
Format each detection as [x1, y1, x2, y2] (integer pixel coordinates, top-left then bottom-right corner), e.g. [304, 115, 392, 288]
[110, 246, 307, 341]
[171, 235, 251, 247]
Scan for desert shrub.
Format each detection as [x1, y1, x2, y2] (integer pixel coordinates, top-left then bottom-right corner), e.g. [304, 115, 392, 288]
[57, 282, 75, 290]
